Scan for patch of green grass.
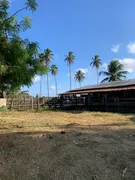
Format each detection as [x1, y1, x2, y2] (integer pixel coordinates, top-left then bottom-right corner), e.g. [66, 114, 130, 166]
[0, 106, 7, 112]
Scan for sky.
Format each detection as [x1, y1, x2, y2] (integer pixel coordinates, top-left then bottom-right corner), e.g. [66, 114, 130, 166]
[9, 0, 135, 96]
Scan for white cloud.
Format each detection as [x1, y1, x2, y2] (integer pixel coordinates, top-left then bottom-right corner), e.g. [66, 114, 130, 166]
[33, 75, 40, 82]
[50, 86, 56, 90]
[119, 58, 135, 72]
[102, 63, 108, 71]
[77, 68, 88, 74]
[127, 42, 135, 54]
[111, 44, 121, 53]
[67, 68, 88, 78]
[102, 59, 135, 73]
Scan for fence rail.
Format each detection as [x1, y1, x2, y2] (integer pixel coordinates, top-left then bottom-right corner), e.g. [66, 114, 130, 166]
[5, 95, 135, 112]
[6, 96, 51, 110]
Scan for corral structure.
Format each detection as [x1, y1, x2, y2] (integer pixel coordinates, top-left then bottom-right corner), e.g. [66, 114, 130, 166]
[49, 78, 135, 112]
[6, 93, 50, 110]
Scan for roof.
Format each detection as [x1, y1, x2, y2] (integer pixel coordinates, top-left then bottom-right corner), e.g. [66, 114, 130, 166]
[61, 78, 135, 95]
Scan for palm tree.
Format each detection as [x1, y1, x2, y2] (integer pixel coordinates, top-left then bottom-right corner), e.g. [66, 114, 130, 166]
[99, 60, 128, 83]
[50, 64, 58, 96]
[44, 48, 54, 97]
[65, 51, 75, 90]
[74, 70, 85, 87]
[90, 55, 102, 84]
[39, 53, 45, 97]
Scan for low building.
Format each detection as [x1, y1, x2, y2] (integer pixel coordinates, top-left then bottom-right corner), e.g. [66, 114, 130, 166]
[59, 78, 135, 112]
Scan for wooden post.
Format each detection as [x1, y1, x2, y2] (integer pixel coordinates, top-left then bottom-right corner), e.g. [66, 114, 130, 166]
[18, 96, 20, 111]
[117, 97, 120, 112]
[37, 96, 39, 110]
[24, 96, 26, 110]
[11, 95, 14, 110]
[60, 95, 63, 109]
[124, 91, 126, 106]
[43, 97, 44, 105]
[75, 95, 77, 109]
[88, 93, 91, 110]
[105, 95, 108, 112]
[31, 97, 33, 110]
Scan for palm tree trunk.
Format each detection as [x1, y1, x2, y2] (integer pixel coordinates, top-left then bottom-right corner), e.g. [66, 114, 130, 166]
[79, 82, 81, 88]
[54, 75, 58, 97]
[97, 68, 99, 84]
[69, 64, 72, 90]
[46, 73, 49, 98]
[40, 75, 42, 97]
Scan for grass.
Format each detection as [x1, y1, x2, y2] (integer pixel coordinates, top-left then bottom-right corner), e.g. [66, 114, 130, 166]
[0, 110, 135, 180]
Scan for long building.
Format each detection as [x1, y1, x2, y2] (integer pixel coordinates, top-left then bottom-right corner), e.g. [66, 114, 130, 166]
[59, 78, 135, 112]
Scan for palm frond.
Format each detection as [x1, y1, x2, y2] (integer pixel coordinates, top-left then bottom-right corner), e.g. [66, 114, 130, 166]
[50, 64, 58, 76]
[99, 71, 110, 76]
[65, 51, 75, 65]
[100, 77, 109, 83]
[90, 55, 102, 69]
[100, 60, 128, 83]
[74, 70, 85, 83]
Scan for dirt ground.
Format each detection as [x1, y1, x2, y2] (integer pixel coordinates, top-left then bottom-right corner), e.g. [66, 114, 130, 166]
[0, 110, 135, 180]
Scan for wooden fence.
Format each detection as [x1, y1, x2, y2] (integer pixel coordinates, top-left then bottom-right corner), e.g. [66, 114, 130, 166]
[46, 97, 135, 112]
[6, 96, 135, 112]
[6, 96, 51, 110]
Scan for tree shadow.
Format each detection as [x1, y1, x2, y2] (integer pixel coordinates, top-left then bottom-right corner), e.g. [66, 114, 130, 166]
[54, 122, 130, 131]
[0, 126, 135, 180]
[129, 116, 135, 124]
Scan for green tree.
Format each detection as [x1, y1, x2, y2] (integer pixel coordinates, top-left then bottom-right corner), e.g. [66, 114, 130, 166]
[99, 60, 128, 83]
[50, 65, 58, 96]
[65, 51, 75, 90]
[90, 55, 102, 84]
[74, 70, 85, 87]
[0, 0, 47, 98]
[0, 0, 38, 32]
[44, 48, 54, 97]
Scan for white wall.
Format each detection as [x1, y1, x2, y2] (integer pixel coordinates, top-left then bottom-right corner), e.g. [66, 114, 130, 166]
[0, 99, 7, 107]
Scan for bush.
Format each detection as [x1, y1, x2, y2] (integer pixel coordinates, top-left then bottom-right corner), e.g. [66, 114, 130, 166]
[34, 106, 50, 113]
[33, 106, 61, 113]
[0, 106, 7, 111]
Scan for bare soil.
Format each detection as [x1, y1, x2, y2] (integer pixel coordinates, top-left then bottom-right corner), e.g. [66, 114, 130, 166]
[0, 111, 135, 180]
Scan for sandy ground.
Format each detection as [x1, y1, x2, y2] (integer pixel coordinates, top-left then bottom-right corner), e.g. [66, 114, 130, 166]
[0, 111, 135, 180]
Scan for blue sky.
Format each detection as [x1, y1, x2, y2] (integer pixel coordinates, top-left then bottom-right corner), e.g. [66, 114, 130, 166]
[10, 0, 135, 96]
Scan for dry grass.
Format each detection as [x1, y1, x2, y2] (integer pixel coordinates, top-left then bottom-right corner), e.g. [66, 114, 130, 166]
[0, 110, 135, 180]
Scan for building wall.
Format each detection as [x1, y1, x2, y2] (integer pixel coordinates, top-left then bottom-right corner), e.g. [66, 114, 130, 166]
[0, 98, 7, 107]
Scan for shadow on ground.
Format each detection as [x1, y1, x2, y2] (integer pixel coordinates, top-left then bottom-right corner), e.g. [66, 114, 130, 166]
[129, 116, 135, 124]
[0, 125, 135, 180]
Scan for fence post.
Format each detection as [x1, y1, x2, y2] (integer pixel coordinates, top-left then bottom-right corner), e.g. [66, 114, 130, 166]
[18, 96, 20, 111]
[88, 93, 90, 110]
[11, 95, 14, 110]
[24, 96, 26, 110]
[105, 95, 108, 112]
[37, 96, 39, 110]
[31, 97, 33, 110]
[75, 95, 77, 109]
[117, 97, 120, 112]
[60, 95, 63, 108]
[43, 97, 44, 105]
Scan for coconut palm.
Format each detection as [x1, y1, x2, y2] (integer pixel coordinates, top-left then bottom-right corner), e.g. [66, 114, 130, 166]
[44, 48, 54, 97]
[99, 60, 128, 83]
[65, 51, 75, 90]
[90, 55, 102, 84]
[50, 64, 58, 96]
[39, 53, 45, 97]
[74, 70, 85, 87]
